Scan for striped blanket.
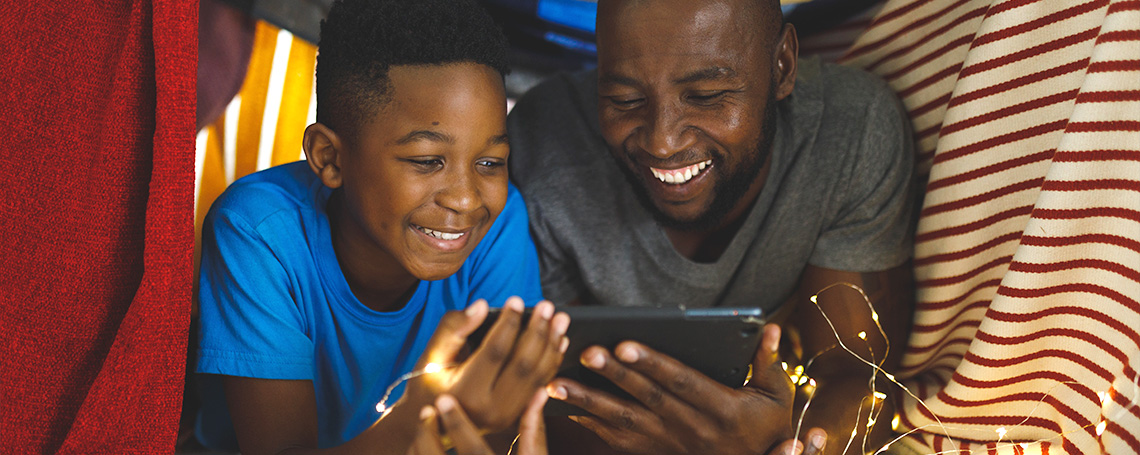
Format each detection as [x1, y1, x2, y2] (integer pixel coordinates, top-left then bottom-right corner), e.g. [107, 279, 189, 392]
[827, 0, 1140, 453]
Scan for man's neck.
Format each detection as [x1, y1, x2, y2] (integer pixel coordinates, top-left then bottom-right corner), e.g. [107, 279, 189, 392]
[327, 193, 419, 313]
[663, 159, 771, 263]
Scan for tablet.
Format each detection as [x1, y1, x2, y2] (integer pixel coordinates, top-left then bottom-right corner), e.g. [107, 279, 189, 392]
[467, 306, 765, 415]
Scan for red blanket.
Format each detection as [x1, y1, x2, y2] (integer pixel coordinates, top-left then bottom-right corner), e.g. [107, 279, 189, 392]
[0, 1, 194, 453]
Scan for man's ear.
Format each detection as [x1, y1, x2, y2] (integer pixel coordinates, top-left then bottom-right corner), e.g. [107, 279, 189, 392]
[303, 123, 345, 189]
[773, 23, 798, 101]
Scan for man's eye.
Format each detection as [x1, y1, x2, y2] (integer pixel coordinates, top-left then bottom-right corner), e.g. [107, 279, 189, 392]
[688, 91, 727, 104]
[607, 96, 644, 108]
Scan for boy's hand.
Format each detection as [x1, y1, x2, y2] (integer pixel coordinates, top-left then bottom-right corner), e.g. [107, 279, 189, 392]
[409, 390, 550, 455]
[406, 297, 569, 433]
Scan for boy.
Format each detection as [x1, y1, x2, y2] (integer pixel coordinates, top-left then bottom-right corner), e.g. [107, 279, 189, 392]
[195, 0, 567, 453]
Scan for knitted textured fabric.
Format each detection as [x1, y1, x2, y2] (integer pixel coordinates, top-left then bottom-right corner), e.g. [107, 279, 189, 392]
[842, 0, 1140, 453]
[0, 1, 194, 453]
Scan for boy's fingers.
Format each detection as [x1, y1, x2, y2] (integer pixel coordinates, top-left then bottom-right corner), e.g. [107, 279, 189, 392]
[492, 302, 566, 403]
[802, 428, 827, 455]
[516, 390, 549, 455]
[461, 297, 525, 388]
[435, 394, 494, 455]
[419, 301, 488, 368]
[410, 406, 445, 455]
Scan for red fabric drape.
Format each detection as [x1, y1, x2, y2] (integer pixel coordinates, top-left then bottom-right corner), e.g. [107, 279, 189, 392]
[0, 1, 195, 453]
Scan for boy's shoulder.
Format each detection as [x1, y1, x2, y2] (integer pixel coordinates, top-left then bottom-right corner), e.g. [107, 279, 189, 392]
[209, 161, 324, 228]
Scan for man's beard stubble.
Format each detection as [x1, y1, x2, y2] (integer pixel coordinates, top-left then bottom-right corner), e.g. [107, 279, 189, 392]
[614, 96, 778, 233]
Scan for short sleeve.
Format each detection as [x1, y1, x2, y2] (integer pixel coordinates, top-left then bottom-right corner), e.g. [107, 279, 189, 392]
[465, 185, 546, 307]
[197, 206, 314, 380]
[809, 90, 916, 272]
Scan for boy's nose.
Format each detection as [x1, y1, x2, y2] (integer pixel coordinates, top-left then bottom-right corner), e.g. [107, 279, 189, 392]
[436, 173, 480, 214]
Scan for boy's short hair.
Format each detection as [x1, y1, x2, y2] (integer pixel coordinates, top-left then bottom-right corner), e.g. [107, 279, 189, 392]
[315, 0, 510, 137]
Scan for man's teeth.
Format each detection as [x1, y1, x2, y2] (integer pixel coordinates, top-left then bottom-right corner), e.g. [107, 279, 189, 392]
[418, 227, 464, 240]
[650, 160, 712, 185]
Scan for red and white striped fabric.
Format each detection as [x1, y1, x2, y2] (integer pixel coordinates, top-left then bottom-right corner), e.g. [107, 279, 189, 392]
[838, 0, 1140, 453]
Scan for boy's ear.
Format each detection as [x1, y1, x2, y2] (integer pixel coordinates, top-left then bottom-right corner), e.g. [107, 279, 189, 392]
[303, 123, 345, 189]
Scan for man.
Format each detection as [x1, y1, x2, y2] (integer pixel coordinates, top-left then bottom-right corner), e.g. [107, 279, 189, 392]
[508, 0, 916, 453]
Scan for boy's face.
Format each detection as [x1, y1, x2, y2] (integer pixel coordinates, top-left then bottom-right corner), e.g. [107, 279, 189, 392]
[336, 63, 509, 281]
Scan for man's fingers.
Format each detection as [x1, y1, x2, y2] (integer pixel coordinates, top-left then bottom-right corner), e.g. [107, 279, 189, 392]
[607, 341, 736, 412]
[516, 389, 549, 455]
[801, 428, 827, 455]
[763, 428, 826, 455]
[435, 395, 494, 455]
[547, 377, 662, 437]
[745, 324, 794, 398]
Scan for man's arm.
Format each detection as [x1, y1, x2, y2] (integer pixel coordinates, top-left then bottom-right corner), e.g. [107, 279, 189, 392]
[786, 264, 914, 453]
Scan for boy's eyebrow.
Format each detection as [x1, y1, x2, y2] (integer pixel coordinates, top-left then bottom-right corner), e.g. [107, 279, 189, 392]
[489, 133, 509, 146]
[395, 129, 454, 145]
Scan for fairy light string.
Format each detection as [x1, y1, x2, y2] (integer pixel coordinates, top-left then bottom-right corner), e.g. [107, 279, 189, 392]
[794, 282, 1139, 455]
[369, 282, 1137, 454]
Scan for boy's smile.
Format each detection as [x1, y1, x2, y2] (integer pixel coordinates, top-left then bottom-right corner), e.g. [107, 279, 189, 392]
[309, 62, 510, 310]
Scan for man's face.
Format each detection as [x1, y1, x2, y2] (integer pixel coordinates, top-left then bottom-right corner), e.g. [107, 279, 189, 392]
[337, 63, 509, 281]
[596, 0, 789, 230]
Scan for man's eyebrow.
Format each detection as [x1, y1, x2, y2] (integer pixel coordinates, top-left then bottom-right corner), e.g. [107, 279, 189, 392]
[598, 73, 641, 87]
[395, 129, 454, 145]
[673, 67, 737, 84]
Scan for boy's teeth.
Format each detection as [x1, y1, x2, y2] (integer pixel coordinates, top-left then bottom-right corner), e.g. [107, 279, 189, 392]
[650, 160, 713, 185]
[419, 227, 464, 240]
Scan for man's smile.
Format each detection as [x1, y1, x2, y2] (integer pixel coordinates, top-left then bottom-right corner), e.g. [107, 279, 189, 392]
[649, 159, 713, 185]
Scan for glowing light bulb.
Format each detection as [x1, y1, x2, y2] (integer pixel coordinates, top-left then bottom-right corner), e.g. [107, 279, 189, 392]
[1096, 420, 1106, 436]
[891, 414, 900, 431]
[782, 361, 789, 371]
[996, 427, 1007, 439]
[810, 295, 818, 304]
[873, 391, 887, 401]
[871, 312, 880, 322]
[794, 365, 804, 375]
[1020, 443, 1029, 449]
[808, 378, 816, 387]
[376, 402, 387, 413]
[858, 331, 867, 340]
[1098, 391, 1109, 404]
[423, 363, 443, 374]
[867, 418, 876, 428]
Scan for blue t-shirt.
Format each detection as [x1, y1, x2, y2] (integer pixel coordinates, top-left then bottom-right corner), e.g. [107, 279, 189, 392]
[196, 161, 542, 448]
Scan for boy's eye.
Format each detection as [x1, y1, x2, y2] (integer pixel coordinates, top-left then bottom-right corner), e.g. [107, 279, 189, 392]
[477, 158, 506, 170]
[404, 158, 444, 170]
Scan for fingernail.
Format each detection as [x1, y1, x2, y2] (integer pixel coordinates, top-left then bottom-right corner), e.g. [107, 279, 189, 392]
[419, 405, 434, 420]
[582, 351, 605, 369]
[811, 434, 826, 450]
[616, 344, 639, 363]
[538, 302, 554, 320]
[547, 384, 567, 400]
[436, 394, 456, 412]
[785, 441, 803, 455]
[559, 336, 569, 354]
[465, 300, 485, 316]
[553, 313, 570, 337]
[506, 296, 524, 312]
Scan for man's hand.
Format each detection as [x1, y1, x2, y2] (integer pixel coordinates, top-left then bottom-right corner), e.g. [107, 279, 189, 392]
[408, 390, 550, 455]
[404, 297, 570, 433]
[546, 324, 826, 455]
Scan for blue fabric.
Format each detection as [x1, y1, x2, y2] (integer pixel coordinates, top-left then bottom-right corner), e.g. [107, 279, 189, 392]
[195, 161, 542, 448]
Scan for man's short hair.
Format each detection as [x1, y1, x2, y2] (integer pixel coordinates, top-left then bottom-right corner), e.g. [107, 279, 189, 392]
[315, 0, 510, 136]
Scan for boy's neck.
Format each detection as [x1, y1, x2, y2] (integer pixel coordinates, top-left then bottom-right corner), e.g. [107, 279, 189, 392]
[327, 192, 420, 313]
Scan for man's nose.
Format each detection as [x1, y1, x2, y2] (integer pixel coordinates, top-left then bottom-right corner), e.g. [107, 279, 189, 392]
[435, 170, 480, 214]
[638, 101, 696, 159]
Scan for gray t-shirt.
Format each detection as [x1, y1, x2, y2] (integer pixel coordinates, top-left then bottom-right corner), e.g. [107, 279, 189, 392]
[507, 59, 914, 312]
